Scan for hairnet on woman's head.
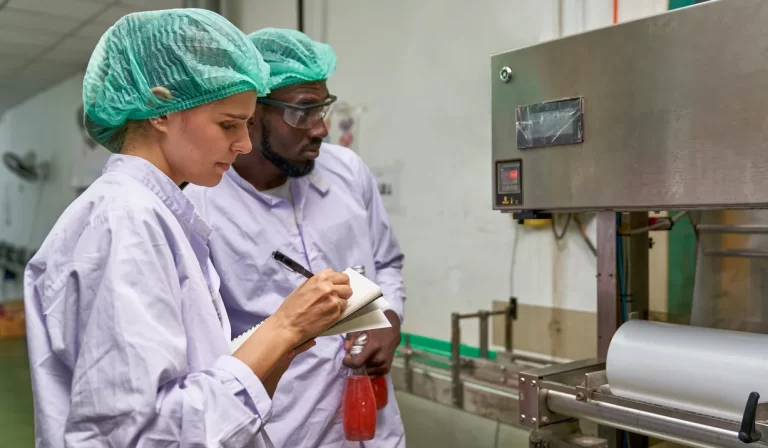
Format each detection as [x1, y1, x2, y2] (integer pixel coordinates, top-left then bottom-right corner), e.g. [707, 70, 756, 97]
[83, 8, 270, 152]
[248, 28, 336, 91]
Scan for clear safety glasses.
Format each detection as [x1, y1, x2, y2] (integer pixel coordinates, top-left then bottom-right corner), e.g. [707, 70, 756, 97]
[258, 94, 337, 129]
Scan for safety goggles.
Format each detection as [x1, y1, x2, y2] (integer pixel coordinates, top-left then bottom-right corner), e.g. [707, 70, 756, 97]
[258, 94, 337, 129]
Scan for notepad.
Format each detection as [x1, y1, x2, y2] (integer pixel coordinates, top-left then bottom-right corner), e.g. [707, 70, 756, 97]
[229, 268, 392, 353]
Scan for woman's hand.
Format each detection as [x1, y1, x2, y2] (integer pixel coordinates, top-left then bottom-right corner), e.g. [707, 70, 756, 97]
[233, 269, 352, 383]
[261, 339, 316, 397]
[272, 269, 353, 345]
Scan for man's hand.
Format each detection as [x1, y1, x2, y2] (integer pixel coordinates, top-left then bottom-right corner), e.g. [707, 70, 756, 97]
[342, 310, 401, 376]
[261, 339, 316, 398]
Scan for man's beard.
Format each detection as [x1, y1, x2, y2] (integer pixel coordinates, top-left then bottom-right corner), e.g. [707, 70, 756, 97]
[260, 121, 316, 178]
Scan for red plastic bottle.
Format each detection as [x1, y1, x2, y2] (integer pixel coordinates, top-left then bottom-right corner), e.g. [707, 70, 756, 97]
[343, 354, 377, 441]
[348, 266, 390, 413]
[371, 376, 388, 410]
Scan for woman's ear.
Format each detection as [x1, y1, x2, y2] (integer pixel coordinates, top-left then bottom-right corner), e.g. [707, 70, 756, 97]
[148, 86, 173, 134]
[148, 115, 169, 133]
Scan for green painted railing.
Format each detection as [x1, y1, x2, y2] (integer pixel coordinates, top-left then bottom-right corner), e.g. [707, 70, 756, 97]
[395, 332, 497, 370]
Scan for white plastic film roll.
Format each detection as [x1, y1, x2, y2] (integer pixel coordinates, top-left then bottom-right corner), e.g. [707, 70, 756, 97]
[607, 320, 768, 422]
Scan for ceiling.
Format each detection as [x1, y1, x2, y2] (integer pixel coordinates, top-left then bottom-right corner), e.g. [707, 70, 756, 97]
[0, 0, 184, 115]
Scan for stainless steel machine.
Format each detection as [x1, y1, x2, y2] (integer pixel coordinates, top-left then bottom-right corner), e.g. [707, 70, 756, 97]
[486, 0, 768, 446]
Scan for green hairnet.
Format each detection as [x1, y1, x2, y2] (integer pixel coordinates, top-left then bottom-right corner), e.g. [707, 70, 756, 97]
[248, 28, 336, 91]
[83, 8, 270, 152]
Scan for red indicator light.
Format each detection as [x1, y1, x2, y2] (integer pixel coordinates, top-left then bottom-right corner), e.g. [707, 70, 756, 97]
[508, 170, 518, 179]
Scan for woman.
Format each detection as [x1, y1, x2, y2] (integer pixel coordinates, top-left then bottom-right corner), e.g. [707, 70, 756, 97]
[24, 9, 352, 447]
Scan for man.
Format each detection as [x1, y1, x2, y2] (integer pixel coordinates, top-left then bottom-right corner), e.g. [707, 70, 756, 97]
[184, 28, 406, 447]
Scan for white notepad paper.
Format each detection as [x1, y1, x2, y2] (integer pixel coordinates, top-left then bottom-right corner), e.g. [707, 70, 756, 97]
[230, 268, 391, 353]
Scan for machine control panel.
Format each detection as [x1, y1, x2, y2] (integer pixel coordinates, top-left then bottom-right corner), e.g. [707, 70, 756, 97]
[516, 97, 584, 149]
[495, 159, 523, 207]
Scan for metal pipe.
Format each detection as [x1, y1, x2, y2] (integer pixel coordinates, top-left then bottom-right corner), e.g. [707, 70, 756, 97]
[504, 309, 513, 353]
[703, 249, 768, 259]
[455, 309, 507, 320]
[399, 348, 451, 364]
[297, 0, 304, 32]
[509, 351, 563, 365]
[696, 224, 768, 234]
[450, 313, 463, 407]
[479, 311, 489, 359]
[403, 333, 413, 394]
[546, 390, 768, 448]
[596, 212, 619, 358]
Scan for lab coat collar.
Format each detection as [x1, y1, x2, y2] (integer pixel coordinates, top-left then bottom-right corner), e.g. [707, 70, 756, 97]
[102, 154, 212, 240]
[226, 165, 330, 206]
[307, 169, 330, 195]
[226, 167, 279, 206]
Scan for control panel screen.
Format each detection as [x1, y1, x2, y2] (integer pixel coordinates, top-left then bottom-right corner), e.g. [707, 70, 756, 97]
[516, 97, 584, 149]
[497, 161, 521, 194]
[495, 159, 523, 207]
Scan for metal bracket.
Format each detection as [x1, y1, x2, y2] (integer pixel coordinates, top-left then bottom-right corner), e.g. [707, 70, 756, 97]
[576, 370, 608, 402]
[451, 312, 463, 408]
[403, 334, 414, 394]
[519, 360, 605, 429]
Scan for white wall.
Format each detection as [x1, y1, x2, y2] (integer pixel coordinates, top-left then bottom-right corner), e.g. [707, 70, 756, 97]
[0, 74, 85, 301]
[0, 74, 84, 252]
[322, 0, 539, 344]
[230, 0, 297, 32]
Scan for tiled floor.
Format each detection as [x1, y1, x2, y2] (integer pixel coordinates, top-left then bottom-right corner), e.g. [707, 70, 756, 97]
[0, 338, 34, 447]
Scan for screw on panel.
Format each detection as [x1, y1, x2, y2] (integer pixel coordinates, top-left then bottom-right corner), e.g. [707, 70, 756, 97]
[500, 66, 513, 83]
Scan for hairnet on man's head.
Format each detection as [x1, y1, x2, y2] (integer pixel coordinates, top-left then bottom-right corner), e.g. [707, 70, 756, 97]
[248, 28, 336, 91]
[83, 8, 270, 152]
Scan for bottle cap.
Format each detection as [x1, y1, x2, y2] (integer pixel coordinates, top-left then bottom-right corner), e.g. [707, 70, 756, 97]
[354, 332, 368, 346]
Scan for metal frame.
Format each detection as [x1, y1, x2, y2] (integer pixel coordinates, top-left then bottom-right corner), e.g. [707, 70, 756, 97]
[486, 1, 768, 446]
[517, 360, 768, 448]
[491, 0, 768, 213]
[449, 299, 517, 407]
[391, 341, 523, 427]
[596, 212, 618, 359]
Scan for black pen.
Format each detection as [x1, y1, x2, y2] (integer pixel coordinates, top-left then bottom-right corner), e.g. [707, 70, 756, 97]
[272, 251, 314, 279]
